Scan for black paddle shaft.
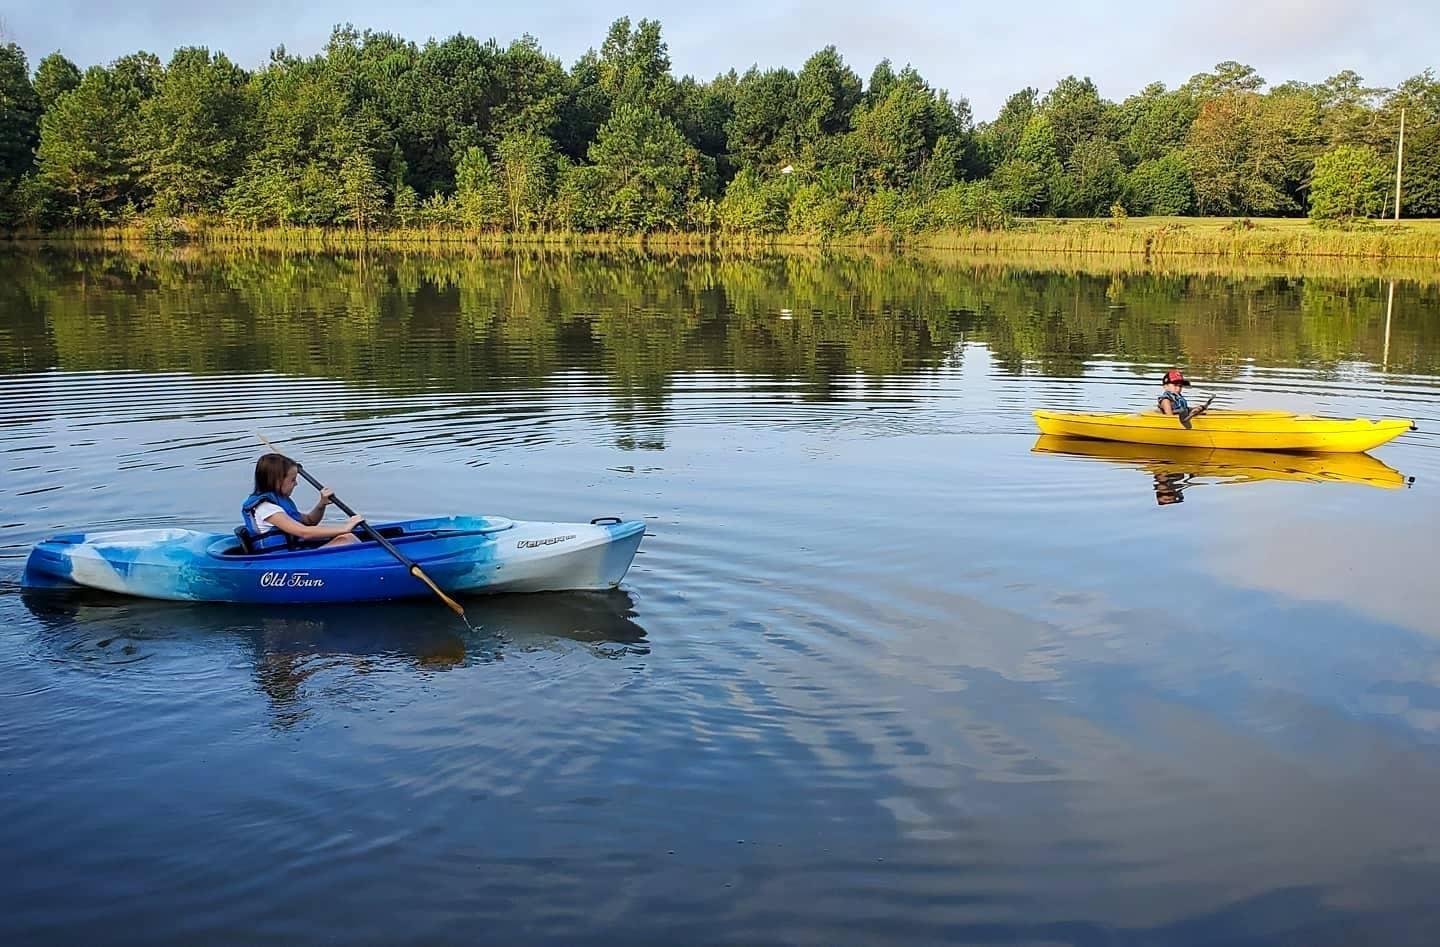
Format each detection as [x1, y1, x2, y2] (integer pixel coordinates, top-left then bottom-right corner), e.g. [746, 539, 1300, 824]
[293, 463, 418, 569]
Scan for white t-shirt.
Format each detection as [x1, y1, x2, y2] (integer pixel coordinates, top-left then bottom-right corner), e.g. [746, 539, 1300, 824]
[252, 501, 292, 534]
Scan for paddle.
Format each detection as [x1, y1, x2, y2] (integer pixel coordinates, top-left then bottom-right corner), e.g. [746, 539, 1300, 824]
[255, 434, 469, 624]
[1174, 394, 1215, 430]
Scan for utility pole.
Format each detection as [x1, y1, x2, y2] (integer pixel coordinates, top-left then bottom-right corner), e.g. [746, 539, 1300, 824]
[1394, 108, 1406, 221]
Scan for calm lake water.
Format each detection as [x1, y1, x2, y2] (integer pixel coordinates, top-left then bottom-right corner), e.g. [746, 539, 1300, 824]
[3, 246, 1440, 946]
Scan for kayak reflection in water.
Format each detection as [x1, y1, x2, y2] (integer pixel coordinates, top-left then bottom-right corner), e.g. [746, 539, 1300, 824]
[1153, 471, 1190, 505]
[1157, 369, 1213, 429]
[19, 589, 648, 729]
[1032, 435, 1412, 506]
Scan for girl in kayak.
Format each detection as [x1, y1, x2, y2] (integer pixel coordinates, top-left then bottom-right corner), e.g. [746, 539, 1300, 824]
[242, 453, 362, 549]
[1157, 370, 1212, 428]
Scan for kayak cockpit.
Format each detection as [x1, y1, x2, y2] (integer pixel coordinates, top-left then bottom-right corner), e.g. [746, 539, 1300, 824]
[206, 516, 516, 560]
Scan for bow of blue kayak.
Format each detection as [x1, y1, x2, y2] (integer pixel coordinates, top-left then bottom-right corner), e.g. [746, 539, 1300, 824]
[22, 515, 646, 604]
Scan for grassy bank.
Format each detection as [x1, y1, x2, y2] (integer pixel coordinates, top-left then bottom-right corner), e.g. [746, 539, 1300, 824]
[8, 216, 1440, 262]
[912, 216, 1440, 261]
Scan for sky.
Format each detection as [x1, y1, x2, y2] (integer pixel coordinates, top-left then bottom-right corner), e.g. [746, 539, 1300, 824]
[3, 0, 1437, 119]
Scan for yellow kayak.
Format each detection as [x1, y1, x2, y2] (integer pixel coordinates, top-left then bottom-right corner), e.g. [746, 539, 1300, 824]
[1032, 436, 1410, 489]
[1033, 409, 1414, 453]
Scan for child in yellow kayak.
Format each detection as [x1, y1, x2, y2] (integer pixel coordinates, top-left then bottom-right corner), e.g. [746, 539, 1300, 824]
[1157, 370, 1212, 428]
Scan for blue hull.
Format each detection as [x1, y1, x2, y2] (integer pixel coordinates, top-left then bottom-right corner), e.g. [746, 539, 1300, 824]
[23, 515, 646, 604]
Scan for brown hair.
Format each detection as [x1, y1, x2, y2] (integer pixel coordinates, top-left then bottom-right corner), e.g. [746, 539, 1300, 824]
[253, 453, 297, 495]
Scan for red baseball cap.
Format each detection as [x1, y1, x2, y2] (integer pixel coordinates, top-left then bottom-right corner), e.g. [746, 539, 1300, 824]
[1162, 370, 1191, 386]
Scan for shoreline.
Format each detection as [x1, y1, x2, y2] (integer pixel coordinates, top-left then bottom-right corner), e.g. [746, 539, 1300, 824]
[6, 216, 1440, 262]
[6, 222, 1440, 284]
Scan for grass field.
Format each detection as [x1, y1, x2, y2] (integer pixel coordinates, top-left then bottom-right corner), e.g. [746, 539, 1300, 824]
[910, 216, 1440, 260]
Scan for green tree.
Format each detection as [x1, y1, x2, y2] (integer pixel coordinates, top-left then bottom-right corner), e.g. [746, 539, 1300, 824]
[380, 31, 568, 184]
[222, 157, 282, 224]
[495, 130, 554, 229]
[716, 166, 791, 232]
[1060, 137, 1122, 215]
[485, 36, 569, 146]
[225, 51, 369, 225]
[1314, 70, 1386, 148]
[419, 192, 457, 226]
[1122, 155, 1193, 215]
[1041, 75, 1111, 163]
[1185, 61, 1265, 99]
[1116, 83, 1197, 164]
[0, 43, 41, 202]
[322, 27, 416, 131]
[975, 87, 1038, 172]
[929, 180, 1008, 229]
[848, 68, 965, 190]
[398, 34, 494, 195]
[586, 103, 706, 231]
[1390, 69, 1440, 119]
[392, 181, 419, 226]
[1400, 122, 1440, 216]
[551, 158, 607, 229]
[138, 47, 253, 213]
[556, 50, 609, 162]
[915, 134, 963, 197]
[110, 51, 164, 100]
[727, 67, 799, 171]
[786, 166, 855, 233]
[793, 47, 862, 146]
[597, 18, 675, 113]
[454, 146, 504, 228]
[1386, 72, 1440, 217]
[1309, 144, 1389, 220]
[992, 114, 1060, 213]
[32, 52, 81, 114]
[865, 60, 897, 103]
[1185, 90, 1317, 214]
[338, 151, 386, 232]
[673, 72, 735, 177]
[35, 65, 148, 222]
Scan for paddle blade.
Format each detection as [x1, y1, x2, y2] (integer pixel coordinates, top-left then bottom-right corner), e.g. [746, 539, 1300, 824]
[411, 565, 467, 619]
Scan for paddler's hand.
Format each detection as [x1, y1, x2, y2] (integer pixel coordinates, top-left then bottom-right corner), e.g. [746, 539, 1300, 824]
[343, 514, 364, 533]
[319, 486, 335, 507]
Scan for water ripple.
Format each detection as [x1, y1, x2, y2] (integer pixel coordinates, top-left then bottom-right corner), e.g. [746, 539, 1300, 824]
[4, 252, 1440, 946]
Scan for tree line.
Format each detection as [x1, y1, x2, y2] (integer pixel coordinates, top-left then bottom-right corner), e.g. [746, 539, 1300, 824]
[0, 19, 1437, 235]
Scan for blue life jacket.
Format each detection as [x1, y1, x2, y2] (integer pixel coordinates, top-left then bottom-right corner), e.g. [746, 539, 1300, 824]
[1158, 390, 1190, 415]
[239, 492, 303, 552]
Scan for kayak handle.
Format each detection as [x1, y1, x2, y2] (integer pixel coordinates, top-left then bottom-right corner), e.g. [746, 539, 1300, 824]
[590, 516, 623, 525]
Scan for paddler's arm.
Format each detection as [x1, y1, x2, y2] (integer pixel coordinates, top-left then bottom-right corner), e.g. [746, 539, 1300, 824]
[301, 487, 337, 525]
[267, 510, 364, 541]
[1160, 397, 1193, 429]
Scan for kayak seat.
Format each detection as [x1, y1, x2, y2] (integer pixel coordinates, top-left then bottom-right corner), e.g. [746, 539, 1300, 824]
[228, 525, 310, 556]
[222, 523, 413, 557]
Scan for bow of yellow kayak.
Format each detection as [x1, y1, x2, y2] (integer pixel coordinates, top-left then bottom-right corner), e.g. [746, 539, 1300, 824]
[1033, 410, 1415, 453]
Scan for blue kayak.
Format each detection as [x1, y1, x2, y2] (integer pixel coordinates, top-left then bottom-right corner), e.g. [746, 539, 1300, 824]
[22, 515, 646, 604]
